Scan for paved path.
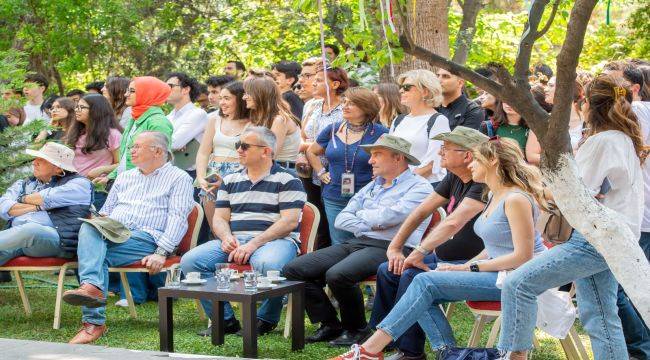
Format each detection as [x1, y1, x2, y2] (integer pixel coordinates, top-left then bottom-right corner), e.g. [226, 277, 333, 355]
[0, 338, 261, 360]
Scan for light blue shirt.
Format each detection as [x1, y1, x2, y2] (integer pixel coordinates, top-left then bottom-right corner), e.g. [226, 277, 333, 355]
[334, 169, 433, 248]
[101, 162, 194, 253]
[0, 176, 93, 227]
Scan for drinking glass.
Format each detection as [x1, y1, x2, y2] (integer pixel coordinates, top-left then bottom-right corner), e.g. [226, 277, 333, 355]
[243, 270, 258, 291]
[168, 267, 182, 287]
[215, 271, 231, 291]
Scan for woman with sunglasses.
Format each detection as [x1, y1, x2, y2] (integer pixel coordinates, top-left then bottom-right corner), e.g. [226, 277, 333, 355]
[196, 81, 250, 233]
[332, 136, 546, 360]
[391, 70, 451, 186]
[242, 77, 301, 169]
[306, 87, 387, 245]
[65, 94, 121, 208]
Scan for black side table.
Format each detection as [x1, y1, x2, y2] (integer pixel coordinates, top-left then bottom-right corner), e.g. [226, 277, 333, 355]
[158, 278, 305, 358]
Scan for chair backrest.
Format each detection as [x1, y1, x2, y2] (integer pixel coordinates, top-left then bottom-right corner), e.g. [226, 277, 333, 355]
[299, 202, 320, 255]
[422, 207, 446, 240]
[177, 203, 204, 255]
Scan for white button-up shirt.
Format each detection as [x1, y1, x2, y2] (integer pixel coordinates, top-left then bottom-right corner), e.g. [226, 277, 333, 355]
[167, 102, 208, 170]
[100, 163, 194, 253]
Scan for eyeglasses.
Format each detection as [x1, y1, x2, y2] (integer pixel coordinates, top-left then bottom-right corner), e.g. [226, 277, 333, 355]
[126, 88, 136, 95]
[399, 84, 416, 92]
[235, 141, 266, 151]
[440, 146, 468, 153]
[128, 144, 157, 151]
[167, 83, 181, 89]
[299, 73, 316, 79]
[75, 105, 90, 111]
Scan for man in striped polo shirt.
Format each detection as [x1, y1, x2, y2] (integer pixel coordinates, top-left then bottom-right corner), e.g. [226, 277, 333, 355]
[181, 126, 306, 337]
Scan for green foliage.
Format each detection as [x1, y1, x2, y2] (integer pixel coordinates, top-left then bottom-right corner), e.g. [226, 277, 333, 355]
[0, 120, 45, 194]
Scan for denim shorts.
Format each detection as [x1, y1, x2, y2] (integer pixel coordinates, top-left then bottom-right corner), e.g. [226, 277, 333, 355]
[198, 160, 242, 201]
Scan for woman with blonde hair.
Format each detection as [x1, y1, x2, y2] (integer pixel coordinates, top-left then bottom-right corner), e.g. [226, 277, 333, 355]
[243, 77, 301, 168]
[332, 134, 546, 359]
[373, 83, 407, 128]
[498, 74, 644, 360]
[391, 69, 450, 185]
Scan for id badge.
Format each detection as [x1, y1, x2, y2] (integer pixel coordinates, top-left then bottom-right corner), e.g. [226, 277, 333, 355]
[341, 172, 355, 197]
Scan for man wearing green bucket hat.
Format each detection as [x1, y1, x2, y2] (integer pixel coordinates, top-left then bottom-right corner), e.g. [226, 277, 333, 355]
[0, 142, 92, 266]
[63, 131, 194, 345]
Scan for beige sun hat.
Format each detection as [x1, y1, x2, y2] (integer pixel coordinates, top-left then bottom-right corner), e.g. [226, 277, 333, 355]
[359, 134, 421, 166]
[25, 142, 78, 172]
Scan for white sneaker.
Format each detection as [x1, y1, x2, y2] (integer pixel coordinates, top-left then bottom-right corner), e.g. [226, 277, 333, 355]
[114, 299, 129, 307]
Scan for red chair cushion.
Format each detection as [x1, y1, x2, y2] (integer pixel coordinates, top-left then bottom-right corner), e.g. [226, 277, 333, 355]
[466, 301, 502, 311]
[177, 206, 200, 255]
[228, 263, 252, 272]
[364, 275, 377, 282]
[1, 256, 76, 267]
[298, 204, 315, 255]
[117, 256, 181, 269]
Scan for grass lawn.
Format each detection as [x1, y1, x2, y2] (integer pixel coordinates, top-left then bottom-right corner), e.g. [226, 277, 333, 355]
[0, 273, 591, 359]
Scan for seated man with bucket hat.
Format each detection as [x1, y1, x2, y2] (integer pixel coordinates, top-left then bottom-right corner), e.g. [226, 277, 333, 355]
[0, 142, 93, 266]
[63, 131, 194, 344]
[283, 134, 433, 347]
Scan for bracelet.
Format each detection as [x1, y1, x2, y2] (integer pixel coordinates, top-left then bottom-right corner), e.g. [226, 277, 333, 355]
[317, 168, 327, 177]
[415, 245, 432, 256]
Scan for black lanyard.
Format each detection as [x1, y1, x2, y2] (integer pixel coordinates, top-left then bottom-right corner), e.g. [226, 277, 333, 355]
[343, 122, 369, 173]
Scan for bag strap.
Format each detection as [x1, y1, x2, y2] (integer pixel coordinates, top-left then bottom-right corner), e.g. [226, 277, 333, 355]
[426, 113, 444, 135]
[392, 114, 407, 130]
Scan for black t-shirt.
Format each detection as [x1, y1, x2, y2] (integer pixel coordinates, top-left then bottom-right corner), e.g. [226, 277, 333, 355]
[283, 91, 304, 120]
[437, 94, 484, 131]
[433, 172, 486, 261]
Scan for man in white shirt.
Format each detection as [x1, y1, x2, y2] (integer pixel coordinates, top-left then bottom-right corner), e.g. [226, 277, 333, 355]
[165, 72, 209, 177]
[22, 74, 50, 125]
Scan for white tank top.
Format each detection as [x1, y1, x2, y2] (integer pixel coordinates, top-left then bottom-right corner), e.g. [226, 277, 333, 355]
[212, 116, 246, 158]
[275, 129, 301, 162]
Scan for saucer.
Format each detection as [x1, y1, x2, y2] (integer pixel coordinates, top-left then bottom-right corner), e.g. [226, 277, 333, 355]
[268, 276, 286, 282]
[182, 279, 206, 285]
[257, 283, 278, 289]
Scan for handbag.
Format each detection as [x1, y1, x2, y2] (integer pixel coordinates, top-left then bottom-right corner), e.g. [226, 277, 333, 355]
[536, 201, 573, 245]
[437, 347, 502, 360]
[295, 151, 313, 178]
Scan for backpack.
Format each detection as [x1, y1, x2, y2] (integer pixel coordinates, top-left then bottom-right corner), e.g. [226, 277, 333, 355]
[392, 113, 444, 135]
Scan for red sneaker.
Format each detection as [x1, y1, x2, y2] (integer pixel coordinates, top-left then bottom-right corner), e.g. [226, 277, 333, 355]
[330, 344, 384, 360]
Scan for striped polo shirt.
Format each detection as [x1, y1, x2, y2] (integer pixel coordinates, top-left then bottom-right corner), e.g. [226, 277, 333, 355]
[215, 163, 306, 244]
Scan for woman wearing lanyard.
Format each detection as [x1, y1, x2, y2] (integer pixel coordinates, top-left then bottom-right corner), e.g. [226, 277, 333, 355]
[307, 88, 388, 245]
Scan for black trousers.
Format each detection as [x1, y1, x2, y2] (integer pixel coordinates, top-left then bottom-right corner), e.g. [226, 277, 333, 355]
[300, 177, 330, 249]
[283, 238, 409, 331]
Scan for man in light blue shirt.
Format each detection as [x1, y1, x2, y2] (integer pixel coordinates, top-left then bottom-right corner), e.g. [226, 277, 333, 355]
[0, 142, 92, 266]
[284, 134, 432, 347]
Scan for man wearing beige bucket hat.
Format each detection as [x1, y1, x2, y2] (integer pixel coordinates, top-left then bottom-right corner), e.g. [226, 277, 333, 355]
[0, 142, 93, 266]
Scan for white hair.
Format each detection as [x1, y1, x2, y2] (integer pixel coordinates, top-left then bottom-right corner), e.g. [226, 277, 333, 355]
[242, 126, 277, 155]
[397, 69, 443, 108]
[139, 131, 173, 161]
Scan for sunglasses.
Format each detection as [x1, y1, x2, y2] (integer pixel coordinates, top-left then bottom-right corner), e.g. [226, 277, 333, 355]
[235, 141, 266, 151]
[399, 84, 416, 92]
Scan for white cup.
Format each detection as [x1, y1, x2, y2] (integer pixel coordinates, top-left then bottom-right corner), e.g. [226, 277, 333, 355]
[267, 270, 280, 279]
[187, 272, 201, 281]
[258, 277, 271, 287]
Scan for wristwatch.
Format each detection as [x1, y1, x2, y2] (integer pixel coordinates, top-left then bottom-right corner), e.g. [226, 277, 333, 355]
[154, 247, 170, 257]
[469, 261, 480, 272]
[414, 245, 432, 256]
[317, 168, 327, 177]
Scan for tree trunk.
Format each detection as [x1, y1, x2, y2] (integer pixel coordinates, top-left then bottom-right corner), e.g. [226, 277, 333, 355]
[452, 0, 484, 65]
[381, 0, 449, 81]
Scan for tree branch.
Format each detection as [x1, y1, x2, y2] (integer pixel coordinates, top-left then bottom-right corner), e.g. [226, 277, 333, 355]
[513, 0, 550, 87]
[452, 0, 484, 65]
[534, 0, 561, 40]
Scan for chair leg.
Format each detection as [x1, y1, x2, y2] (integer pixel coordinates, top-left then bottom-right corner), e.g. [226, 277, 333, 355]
[119, 272, 137, 318]
[196, 299, 207, 321]
[467, 314, 491, 347]
[445, 302, 456, 320]
[53, 264, 68, 329]
[284, 294, 293, 338]
[532, 334, 541, 348]
[486, 315, 502, 348]
[565, 326, 589, 360]
[13, 270, 32, 316]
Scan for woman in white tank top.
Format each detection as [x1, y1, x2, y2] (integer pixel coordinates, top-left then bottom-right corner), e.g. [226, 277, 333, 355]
[242, 77, 302, 169]
[196, 81, 250, 231]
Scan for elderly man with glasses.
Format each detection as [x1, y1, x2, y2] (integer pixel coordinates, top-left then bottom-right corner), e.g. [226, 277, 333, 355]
[63, 131, 194, 345]
[180, 126, 306, 337]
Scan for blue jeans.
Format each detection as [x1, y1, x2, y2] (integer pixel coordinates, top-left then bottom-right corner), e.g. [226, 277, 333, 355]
[376, 267, 501, 350]
[322, 197, 354, 246]
[498, 231, 627, 359]
[618, 231, 650, 359]
[369, 254, 447, 356]
[180, 236, 298, 325]
[77, 223, 158, 325]
[0, 223, 71, 266]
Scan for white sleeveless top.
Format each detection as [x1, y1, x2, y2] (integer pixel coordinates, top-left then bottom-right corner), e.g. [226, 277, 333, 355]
[275, 129, 301, 162]
[212, 116, 246, 159]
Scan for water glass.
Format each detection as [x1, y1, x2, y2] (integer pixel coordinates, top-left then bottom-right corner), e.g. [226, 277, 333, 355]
[167, 267, 181, 287]
[215, 271, 231, 291]
[243, 270, 258, 291]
